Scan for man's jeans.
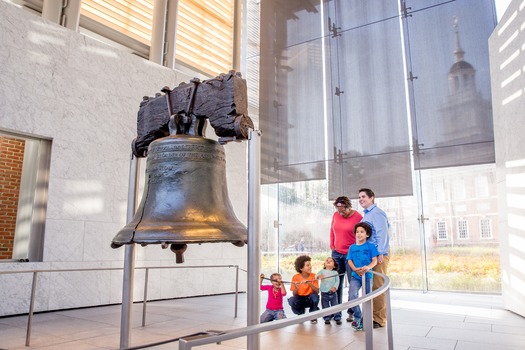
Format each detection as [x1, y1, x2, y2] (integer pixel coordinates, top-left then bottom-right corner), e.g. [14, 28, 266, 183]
[321, 291, 342, 321]
[348, 275, 372, 320]
[288, 293, 319, 315]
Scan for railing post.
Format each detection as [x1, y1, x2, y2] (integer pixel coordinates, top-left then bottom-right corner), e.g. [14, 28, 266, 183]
[142, 267, 150, 327]
[386, 288, 394, 349]
[235, 265, 239, 318]
[362, 273, 373, 350]
[25, 271, 38, 346]
[179, 338, 190, 350]
[119, 153, 140, 349]
[120, 245, 136, 349]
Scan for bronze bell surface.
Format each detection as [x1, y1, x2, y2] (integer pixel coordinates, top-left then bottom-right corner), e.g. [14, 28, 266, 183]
[111, 135, 247, 263]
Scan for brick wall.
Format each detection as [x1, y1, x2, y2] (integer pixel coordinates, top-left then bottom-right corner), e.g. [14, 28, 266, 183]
[0, 136, 25, 259]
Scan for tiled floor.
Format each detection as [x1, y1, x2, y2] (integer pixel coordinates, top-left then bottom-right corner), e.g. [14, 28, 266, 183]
[1, 289, 524, 350]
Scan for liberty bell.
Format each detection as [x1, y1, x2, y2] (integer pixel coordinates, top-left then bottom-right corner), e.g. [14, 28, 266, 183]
[111, 72, 254, 263]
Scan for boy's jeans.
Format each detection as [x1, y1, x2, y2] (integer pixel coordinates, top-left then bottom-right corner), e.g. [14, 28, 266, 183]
[321, 291, 342, 321]
[348, 275, 372, 320]
[288, 293, 319, 315]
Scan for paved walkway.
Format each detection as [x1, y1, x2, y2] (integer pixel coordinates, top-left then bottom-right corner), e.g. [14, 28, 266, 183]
[1, 289, 524, 349]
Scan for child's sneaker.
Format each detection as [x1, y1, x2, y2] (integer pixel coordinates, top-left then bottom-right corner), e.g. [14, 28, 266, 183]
[351, 319, 363, 331]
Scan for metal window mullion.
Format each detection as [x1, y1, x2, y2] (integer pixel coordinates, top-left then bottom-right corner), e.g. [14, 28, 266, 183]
[150, 0, 168, 64]
[232, 0, 245, 72]
[62, 0, 81, 31]
[164, 0, 180, 69]
[42, 0, 63, 24]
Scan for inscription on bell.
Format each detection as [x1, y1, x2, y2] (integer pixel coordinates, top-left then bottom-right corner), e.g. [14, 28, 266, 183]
[153, 143, 222, 153]
[148, 151, 225, 162]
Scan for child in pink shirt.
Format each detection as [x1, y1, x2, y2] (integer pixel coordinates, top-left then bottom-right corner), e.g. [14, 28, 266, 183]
[260, 273, 287, 322]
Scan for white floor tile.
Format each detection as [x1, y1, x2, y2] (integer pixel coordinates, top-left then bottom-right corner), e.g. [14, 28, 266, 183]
[0, 290, 524, 350]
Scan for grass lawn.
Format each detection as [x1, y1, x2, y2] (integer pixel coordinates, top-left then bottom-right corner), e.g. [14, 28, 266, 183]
[263, 246, 501, 293]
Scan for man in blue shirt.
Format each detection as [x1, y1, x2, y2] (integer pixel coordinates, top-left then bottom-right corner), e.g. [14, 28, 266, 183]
[358, 188, 390, 328]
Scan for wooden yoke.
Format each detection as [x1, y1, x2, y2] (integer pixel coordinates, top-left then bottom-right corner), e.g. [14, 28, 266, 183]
[132, 71, 254, 157]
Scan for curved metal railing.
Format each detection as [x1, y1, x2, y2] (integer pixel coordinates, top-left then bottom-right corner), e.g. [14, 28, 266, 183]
[0, 267, 393, 350]
[178, 270, 393, 350]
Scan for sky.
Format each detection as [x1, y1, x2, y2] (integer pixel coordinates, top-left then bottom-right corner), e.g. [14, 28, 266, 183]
[495, 0, 512, 20]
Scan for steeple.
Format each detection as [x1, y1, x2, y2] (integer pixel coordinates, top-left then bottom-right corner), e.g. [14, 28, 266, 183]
[440, 14, 492, 148]
[448, 15, 475, 94]
[453, 16, 465, 62]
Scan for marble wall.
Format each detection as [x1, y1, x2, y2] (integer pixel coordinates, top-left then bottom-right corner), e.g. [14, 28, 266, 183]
[489, 0, 525, 317]
[0, 0, 248, 316]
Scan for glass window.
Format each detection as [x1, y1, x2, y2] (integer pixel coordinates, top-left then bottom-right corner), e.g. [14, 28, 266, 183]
[433, 182, 445, 202]
[80, 0, 154, 45]
[452, 179, 466, 200]
[260, 180, 333, 282]
[480, 218, 492, 239]
[458, 219, 469, 239]
[0, 131, 51, 262]
[176, 0, 235, 75]
[422, 164, 500, 292]
[79, 0, 234, 76]
[326, 0, 412, 198]
[259, 1, 327, 186]
[406, 0, 496, 170]
[475, 175, 490, 197]
[256, 0, 501, 294]
[437, 221, 447, 240]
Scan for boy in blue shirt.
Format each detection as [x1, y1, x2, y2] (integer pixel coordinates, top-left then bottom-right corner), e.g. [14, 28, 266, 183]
[346, 222, 378, 330]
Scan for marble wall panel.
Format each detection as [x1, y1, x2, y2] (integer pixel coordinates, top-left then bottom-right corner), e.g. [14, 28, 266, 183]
[83, 221, 125, 262]
[0, 262, 53, 315]
[46, 269, 113, 310]
[43, 219, 85, 261]
[135, 268, 162, 301]
[46, 177, 115, 222]
[137, 245, 180, 262]
[159, 267, 206, 298]
[50, 140, 118, 182]
[109, 269, 124, 304]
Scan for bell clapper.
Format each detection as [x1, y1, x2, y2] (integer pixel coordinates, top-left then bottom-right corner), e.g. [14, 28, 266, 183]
[170, 244, 188, 264]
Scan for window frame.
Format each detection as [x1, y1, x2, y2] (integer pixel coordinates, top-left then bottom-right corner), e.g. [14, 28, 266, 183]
[436, 221, 447, 240]
[480, 218, 493, 239]
[0, 129, 51, 262]
[457, 219, 469, 240]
